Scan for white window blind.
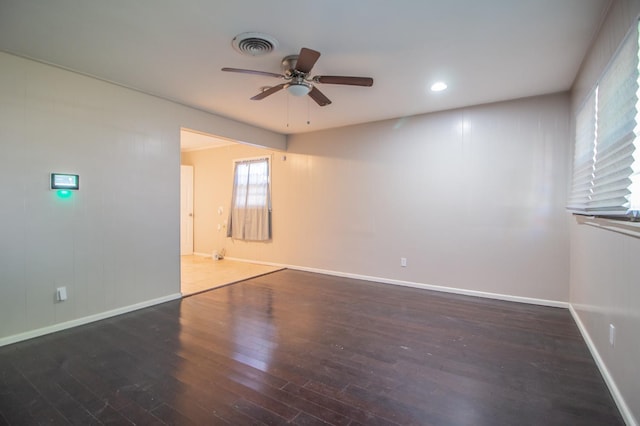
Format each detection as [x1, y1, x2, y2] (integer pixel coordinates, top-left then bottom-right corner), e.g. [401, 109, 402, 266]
[568, 20, 640, 219]
[567, 89, 597, 212]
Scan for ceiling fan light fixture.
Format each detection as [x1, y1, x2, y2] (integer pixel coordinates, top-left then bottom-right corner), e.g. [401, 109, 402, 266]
[287, 82, 311, 97]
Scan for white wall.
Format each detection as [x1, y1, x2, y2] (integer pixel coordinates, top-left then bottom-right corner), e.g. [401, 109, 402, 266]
[0, 52, 285, 344]
[205, 93, 571, 304]
[569, 0, 640, 424]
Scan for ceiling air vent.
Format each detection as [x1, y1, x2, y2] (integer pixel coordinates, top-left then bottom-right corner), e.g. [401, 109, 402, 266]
[231, 32, 279, 57]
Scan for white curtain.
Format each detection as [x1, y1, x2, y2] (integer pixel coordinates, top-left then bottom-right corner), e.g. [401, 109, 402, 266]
[227, 157, 271, 241]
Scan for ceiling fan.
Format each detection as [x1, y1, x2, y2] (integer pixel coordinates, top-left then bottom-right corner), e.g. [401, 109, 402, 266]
[221, 47, 373, 106]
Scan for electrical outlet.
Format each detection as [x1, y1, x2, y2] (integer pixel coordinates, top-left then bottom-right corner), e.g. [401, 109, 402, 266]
[609, 324, 616, 347]
[56, 286, 68, 302]
[400, 257, 407, 267]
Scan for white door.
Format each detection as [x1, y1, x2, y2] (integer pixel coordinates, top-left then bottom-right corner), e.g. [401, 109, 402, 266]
[180, 165, 194, 255]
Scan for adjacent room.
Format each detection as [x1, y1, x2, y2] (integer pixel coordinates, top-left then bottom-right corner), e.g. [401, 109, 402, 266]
[179, 129, 284, 295]
[0, 1, 639, 425]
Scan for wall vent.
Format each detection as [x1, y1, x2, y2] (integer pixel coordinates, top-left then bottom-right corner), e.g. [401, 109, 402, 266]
[231, 32, 278, 56]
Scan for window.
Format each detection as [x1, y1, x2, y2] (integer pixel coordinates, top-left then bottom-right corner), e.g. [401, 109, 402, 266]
[227, 156, 272, 240]
[567, 20, 640, 219]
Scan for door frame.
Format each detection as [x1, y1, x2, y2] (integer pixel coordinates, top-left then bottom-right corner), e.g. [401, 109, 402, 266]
[180, 164, 194, 255]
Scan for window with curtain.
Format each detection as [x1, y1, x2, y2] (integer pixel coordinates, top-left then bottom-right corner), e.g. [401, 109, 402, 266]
[567, 19, 640, 219]
[227, 157, 272, 241]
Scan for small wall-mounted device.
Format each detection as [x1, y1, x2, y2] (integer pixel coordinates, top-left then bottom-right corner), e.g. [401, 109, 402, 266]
[51, 173, 79, 190]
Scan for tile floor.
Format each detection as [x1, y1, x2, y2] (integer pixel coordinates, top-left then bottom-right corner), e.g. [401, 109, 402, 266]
[180, 255, 283, 296]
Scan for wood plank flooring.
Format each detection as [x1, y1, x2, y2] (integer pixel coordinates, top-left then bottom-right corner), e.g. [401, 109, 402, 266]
[0, 270, 624, 425]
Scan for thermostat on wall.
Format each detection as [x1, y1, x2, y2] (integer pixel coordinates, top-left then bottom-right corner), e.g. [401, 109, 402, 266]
[51, 173, 79, 190]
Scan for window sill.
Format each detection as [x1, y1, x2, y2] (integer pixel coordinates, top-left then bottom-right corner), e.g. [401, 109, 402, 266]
[575, 215, 640, 239]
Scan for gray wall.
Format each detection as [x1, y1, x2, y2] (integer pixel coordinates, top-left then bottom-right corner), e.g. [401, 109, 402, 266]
[569, 0, 640, 424]
[0, 52, 285, 344]
[189, 93, 571, 305]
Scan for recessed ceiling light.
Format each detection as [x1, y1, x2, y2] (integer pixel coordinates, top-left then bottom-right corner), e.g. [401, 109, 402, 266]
[430, 81, 448, 92]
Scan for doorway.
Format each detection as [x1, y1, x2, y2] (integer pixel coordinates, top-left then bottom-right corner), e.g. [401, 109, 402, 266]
[179, 128, 283, 295]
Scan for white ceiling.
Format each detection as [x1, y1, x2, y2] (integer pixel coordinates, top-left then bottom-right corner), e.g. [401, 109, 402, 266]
[0, 0, 610, 136]
[180, 128, 236, 152]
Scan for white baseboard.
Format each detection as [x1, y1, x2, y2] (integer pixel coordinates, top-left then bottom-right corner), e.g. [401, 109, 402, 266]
[224, 256, 288, 268]
[290, 265, 568, 308]
[224, 257, 568, 308]
[193, 252, 213, 258]
[569, 305, 637, 426]
[0, 293, 183, 348]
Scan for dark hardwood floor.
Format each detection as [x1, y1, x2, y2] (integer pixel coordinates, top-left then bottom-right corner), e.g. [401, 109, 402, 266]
[0, 270, 623, 425]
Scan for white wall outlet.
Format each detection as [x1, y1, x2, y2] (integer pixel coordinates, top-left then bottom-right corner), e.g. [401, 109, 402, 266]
[400, 257, 407, 267]
[56, 286, 68, 302]
[609, 324, 616, 347]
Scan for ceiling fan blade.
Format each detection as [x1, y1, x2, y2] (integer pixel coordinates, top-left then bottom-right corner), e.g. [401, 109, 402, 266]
[221, 67, 284, 79]
[250, 83, 285, 100]
[295, 48, 320, 74]
[308, 86, 332, 106]
[314, 75, 374, 87]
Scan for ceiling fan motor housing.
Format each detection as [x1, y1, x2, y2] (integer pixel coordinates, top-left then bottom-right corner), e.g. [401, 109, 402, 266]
[282, 55, 300, 76]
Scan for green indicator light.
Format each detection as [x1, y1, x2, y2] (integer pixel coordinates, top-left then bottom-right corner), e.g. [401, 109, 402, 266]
[56, 189, 72, 199]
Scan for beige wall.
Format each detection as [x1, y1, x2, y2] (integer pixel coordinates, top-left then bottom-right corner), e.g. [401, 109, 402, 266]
[0, 52, 284, 344]
[569, 1, 640, 424]
[187, 93, 571, 304]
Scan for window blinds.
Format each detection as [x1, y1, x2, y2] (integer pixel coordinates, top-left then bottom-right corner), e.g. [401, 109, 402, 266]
[567, 89, 597, 212]
[568, 21, 640, 218]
